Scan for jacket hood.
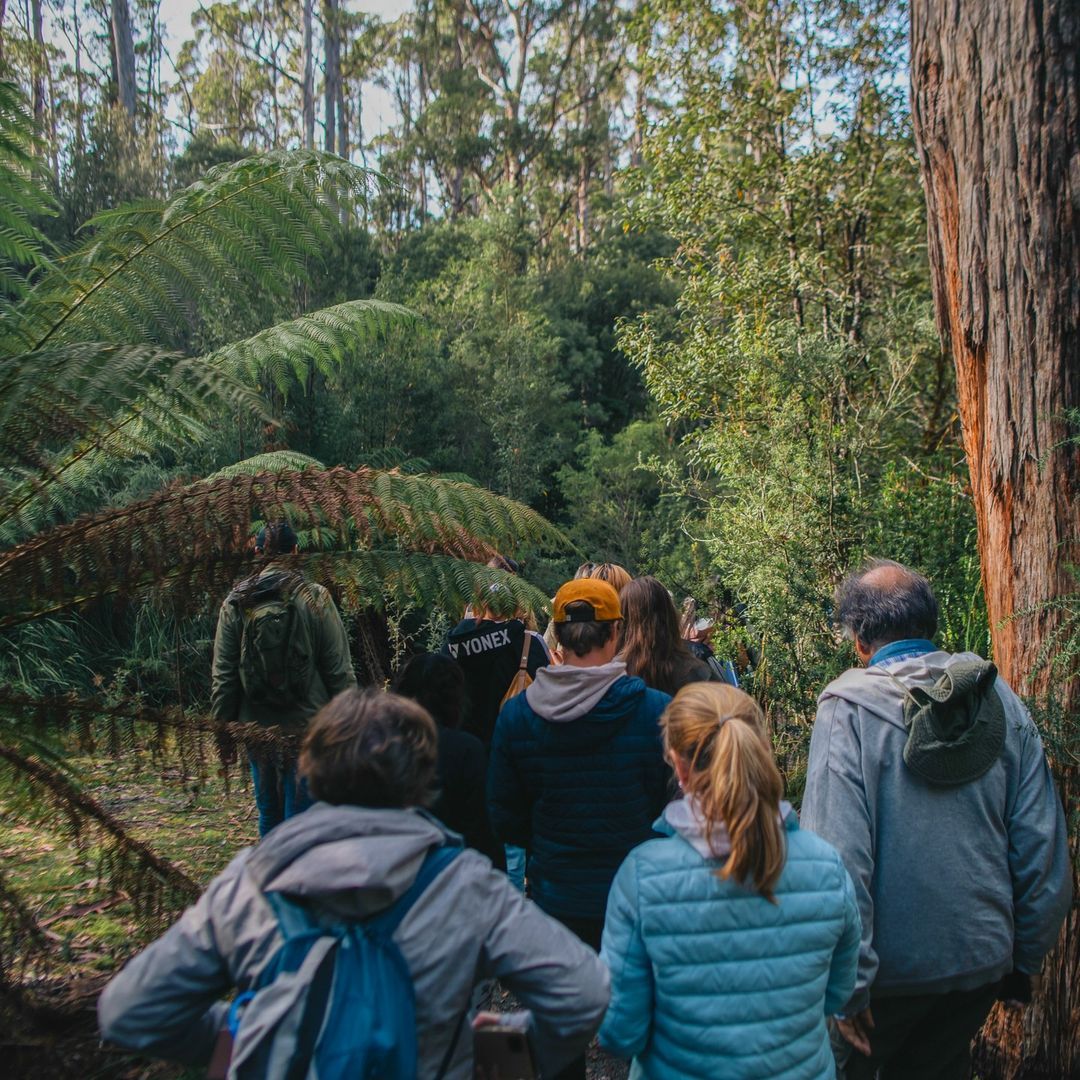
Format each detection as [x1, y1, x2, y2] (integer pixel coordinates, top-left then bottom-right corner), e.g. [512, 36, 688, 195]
[524, 660, 635, 721]
[243, 803, 454, 918]
[660, 795, 795, 860]
[227, 566, 304, 610]
[819, 650, 985, 732]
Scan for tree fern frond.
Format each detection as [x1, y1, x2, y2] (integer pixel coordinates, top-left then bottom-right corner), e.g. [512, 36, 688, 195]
[0, 467, 568, 626]
[0, 344, 269, 538]
[8, 152, 384, 354]
[204, 299, 414, 392]
[0, 867, 49, 990]
[0, 81, 54, 298]
[206, 452, 326, 479]
[0, 739, 199, 926]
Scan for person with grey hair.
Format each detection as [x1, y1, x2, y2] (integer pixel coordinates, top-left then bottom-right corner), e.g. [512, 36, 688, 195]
[801, 559, 1071, 1080]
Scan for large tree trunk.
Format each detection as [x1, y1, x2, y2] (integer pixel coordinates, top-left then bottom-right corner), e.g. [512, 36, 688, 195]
[30, 0, 44, 126]
[322, 0, 340, 155]
[301, 0, 315, 148]
[110, 0, 137, 121]
[910, 2, 1080, 1076]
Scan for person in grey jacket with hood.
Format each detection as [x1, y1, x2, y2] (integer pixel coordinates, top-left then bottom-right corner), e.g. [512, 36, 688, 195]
[801, 559, 1071, 1080]
[99, 688, 609, 1079]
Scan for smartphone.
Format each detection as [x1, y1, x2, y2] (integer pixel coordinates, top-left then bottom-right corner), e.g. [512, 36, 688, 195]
[473, 1024, 537, 1080]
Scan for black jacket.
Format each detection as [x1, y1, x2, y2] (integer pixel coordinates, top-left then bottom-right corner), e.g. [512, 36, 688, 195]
[432, 726, 500, 863]
[442, 618, 549, 744]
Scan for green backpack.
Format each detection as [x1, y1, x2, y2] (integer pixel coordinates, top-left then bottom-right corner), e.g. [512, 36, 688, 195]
[237, 578, 317, 710]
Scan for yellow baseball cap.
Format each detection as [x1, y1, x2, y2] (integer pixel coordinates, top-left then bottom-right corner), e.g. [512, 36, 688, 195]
[552, 578, 622, 623]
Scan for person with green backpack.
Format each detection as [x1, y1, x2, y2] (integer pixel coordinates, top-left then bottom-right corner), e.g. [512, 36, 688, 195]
[211, 522, 356, 835]
[98, 688, 609, 1079]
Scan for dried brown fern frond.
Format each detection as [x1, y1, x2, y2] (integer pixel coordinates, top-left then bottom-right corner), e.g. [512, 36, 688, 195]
[0, 869, 49, 992]
[0, 742, 199, 923]
[0, 465, 565, 627]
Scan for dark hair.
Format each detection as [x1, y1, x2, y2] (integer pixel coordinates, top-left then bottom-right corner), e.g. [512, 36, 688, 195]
[299, 688, 437, 808]
[256, 521, 298, 556]
[618, 576, 700, 694]
[391, 652, 465, 730]
[835, 559, 939, 651]
[555, 602, 618, 657]
[487, 554, 521, 575]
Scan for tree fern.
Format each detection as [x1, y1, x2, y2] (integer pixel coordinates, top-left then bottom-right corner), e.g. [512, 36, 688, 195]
[0, 81, 53, 299]
[0, 85, 572, 1000]
[0, 465, 565, 627]
[0, 147, 408, 533]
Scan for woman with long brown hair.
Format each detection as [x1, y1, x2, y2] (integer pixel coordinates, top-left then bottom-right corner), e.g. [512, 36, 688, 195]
[617, 576, 711, 695]
[599, 683, 860, 1079]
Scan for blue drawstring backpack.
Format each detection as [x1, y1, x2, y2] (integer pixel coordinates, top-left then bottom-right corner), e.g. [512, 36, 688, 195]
[227, 844, 463, 1080]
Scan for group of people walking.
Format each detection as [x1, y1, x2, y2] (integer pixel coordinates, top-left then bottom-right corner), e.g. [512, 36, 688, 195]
[97, 534, 1072, 1080]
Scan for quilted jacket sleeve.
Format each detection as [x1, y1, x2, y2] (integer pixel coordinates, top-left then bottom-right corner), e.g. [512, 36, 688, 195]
[486, 704, 532, 848]
[599, 853, 653, 1060]
[824, 859, 862, 1016]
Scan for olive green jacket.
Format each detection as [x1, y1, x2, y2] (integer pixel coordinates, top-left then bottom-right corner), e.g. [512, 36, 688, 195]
[210, 565, 356, 729]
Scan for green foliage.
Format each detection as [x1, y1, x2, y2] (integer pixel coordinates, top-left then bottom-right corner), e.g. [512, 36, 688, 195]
[555, 419, 692, 579]
[0, 80, 52, 298]
[621, 0, 985, 719]
[0, 84, 571, 1001]
[0, 151, 409, 542]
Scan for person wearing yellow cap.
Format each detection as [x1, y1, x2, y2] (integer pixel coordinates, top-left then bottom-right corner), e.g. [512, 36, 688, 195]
[486, 577, 672, 1080]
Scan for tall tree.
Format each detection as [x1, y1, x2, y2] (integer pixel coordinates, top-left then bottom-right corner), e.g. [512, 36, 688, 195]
[911, 2, 1079, 1075]
[110, 0, 137, 120]
[322, 0, 340, 155]
[302, 0, 315, 148]
[29, 0, 44, 126]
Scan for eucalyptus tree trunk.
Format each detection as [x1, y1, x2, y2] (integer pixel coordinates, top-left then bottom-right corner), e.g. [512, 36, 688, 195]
[30, 0, 44, 126]
[322, 0, 340, 155]
[911, 2, 1080, 1075]
[110, 0, 137, 121]
[302, 0, 315, 148]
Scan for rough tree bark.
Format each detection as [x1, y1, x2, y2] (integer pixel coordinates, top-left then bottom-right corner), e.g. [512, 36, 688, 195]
[910, 2, 1079, 1076]
[110, 0, 137, 121]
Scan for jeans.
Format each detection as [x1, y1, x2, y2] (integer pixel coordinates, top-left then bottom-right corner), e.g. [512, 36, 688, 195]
[249, 752, 312, 836]
[505, 844, 527, 892]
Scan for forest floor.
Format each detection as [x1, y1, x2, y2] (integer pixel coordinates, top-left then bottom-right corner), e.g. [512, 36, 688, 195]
[2, 741, 627, 1079]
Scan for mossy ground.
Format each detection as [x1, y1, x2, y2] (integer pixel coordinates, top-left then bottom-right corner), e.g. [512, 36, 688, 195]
[2, 732, 255, 1078]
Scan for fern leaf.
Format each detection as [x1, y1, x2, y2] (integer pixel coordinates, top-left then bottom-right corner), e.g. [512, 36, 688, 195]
[0, 467, 567, 627]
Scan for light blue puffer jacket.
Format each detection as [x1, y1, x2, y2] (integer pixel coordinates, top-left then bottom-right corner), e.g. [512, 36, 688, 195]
[599, 802, 860, 1080]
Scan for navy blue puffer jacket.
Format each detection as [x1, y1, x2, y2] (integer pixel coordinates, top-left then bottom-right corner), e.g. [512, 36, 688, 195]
[487, 668, 671, 921]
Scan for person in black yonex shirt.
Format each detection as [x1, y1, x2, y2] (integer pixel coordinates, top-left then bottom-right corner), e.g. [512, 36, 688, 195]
[442, 557, 550, 746]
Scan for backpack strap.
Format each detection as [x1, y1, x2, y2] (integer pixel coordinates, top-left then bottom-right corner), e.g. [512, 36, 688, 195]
[516, 632, 532, 672]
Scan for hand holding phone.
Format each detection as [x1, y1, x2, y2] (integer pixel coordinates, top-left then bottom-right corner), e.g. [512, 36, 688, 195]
[472, 1010, 536, 1080]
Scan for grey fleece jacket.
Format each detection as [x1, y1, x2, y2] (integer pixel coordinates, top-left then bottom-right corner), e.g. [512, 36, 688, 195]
[801, 650, 1071, 1013]
[98, 804, 609, 1078]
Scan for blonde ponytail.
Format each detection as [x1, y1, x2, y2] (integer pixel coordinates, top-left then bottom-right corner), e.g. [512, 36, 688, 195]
[663, 683, 785, 901]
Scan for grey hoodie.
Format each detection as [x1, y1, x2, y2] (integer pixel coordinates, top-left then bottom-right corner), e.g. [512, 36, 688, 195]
[801, 650, 1071, 1013]
[524, 658, 628, 721]
[98, 804, 609, 1078]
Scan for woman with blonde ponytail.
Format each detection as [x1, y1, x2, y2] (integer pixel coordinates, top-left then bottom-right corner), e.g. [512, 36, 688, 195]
[599, 683, 861, 1079]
